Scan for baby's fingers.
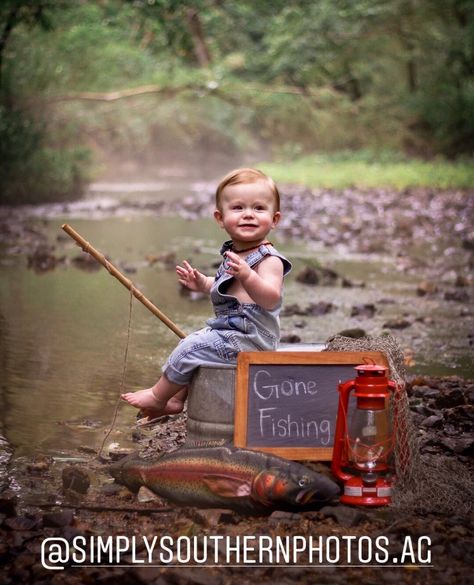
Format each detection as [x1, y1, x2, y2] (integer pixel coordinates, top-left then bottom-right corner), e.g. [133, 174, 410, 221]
[176, 267, 189, 279]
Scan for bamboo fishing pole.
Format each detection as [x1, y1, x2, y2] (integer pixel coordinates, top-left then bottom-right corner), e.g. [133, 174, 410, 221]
[61, 223, 187, 339]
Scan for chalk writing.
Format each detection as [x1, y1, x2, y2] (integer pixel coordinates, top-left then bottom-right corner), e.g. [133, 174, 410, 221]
[253, 369, 318, 401]
[258, 408, 331, 443]
[246, 364, 355, 448]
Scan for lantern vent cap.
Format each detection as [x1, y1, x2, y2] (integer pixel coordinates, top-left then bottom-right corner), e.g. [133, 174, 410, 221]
[355, 363, 388, 374]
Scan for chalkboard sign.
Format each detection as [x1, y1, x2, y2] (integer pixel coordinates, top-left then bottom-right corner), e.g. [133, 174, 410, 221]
[234, 351, 389, 460]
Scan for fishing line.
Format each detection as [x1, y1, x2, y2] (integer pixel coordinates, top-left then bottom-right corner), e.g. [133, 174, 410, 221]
[97, 286, 134, 460]
[59, 224, 186, 459]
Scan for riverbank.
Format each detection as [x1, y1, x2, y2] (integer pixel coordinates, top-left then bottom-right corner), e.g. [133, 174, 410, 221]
[0, 374, 472, 584]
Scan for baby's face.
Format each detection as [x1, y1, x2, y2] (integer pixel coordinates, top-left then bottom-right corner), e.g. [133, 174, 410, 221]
[214, 181, 280, 244]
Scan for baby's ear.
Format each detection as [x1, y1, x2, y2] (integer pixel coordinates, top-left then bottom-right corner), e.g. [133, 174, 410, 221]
[214, 209, 224, 227]
[272, 211, 281, 227]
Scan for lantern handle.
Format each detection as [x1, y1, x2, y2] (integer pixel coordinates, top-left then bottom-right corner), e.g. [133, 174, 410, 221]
[362, 356, 376, 365]
[331, 379, 355, 482]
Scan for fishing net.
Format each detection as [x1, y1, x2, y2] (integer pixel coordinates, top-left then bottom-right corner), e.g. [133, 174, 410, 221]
[325, 334, 473, 516]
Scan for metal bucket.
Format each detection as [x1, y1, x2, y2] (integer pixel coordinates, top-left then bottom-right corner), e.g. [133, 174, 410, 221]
[185, 343, 325, 445]
[185, 364, 236, 445]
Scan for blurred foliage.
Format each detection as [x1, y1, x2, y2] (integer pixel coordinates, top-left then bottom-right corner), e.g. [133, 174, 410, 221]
[0, 0, 473, 203]
[0, 104, 91, 204]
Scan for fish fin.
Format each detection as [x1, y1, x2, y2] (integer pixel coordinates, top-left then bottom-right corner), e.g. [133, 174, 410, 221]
[202, 474, 252, 498]
[185, 439, 228, 448]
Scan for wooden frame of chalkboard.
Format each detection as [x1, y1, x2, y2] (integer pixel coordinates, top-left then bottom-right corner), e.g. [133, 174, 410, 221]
[234, 351, 389, 460]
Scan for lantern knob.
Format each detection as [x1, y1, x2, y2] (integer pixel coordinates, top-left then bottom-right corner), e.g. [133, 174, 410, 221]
[362, 472, 377, 486]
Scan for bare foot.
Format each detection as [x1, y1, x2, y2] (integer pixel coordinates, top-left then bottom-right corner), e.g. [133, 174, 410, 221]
[121, 388, 184, 419]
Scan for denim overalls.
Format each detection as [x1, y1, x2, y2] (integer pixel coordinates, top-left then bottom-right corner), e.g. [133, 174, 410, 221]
[162, 241, 292, 385]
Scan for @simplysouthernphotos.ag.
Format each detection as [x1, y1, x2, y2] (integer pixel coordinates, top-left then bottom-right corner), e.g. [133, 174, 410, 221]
[41, 534, 433, 569]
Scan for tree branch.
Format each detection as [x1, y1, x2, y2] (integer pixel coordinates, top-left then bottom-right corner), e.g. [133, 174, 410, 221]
[185, 7, 212, 67]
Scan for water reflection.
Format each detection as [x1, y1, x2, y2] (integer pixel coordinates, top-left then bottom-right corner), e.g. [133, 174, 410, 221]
[0, 214, 222, 457]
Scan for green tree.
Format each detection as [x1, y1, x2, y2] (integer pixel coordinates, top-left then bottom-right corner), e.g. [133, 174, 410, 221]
[0, 1, 91, 205]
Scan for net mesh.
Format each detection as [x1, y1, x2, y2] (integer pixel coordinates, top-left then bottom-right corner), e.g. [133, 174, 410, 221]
[325, 334, 473, 516]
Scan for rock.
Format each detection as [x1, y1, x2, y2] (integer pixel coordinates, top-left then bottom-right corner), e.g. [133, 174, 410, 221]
[378, 298, 396, 304]
[170, 568, 223, 585]
[101, 483, 124, 496]
[319, 267, 340, 285]
[306, 301, 333, 316]
[71, 253, 101, 271]
[4, 516, 40, 531]
[282, 302, 333, 317]
[179, 283, 208, 301]
[444, 404, 474, 427]
[410, 403, 439, 417]
[445, 290, 470, 302]
[455, 275, 469, 287]
[319, 505, 368, 528]
[350, 303, 376, 318]
[411, 385, 441, 399]
[42, 510, 75, 528]
[433, 388, 465, 409]
[462, 239, 474, 250]
[280, 333, 301, 343]
[0, 493, 17, 516]
[295, 266, 319, 285]
[417, 281, 438, 296]
[27, 245, 59, 273]
[421, 415, 444, 428]
[187, 508, 238, 527]
[439, 436, 474, 455]
[61, 466, 90, 494]
[146, 251, 176, 268]
[119, 262, 137, 274]
[280, 303, 306, 317]
[268, 510, 303, 524]
[26, 455, 53, 474]
[108, 443, 135, 461]
[383, 318, 411, 329]
[336, 328, 366, 339]
[77, 445, 98, 455]
[189, 291, 208, 301]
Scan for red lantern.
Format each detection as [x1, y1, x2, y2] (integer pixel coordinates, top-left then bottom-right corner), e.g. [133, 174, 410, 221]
[331, 364, 397, 506]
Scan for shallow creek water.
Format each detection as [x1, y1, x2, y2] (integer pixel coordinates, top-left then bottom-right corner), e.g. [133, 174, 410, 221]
[0, 180, 472, 460]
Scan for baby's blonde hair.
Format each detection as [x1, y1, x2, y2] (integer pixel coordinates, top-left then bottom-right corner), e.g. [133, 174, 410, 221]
[215, 168, 280, 212]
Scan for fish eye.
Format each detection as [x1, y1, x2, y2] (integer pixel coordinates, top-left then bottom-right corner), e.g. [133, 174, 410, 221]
[298, 476, 309, 487]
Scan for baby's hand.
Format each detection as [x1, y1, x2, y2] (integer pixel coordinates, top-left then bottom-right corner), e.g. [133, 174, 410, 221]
[224, 251, 252, 281]
[176, 260, 210, 292]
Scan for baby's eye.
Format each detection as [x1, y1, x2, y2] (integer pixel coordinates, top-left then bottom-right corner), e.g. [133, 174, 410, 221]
[232, 205, 243, 210]
[255, 205, 266, 211]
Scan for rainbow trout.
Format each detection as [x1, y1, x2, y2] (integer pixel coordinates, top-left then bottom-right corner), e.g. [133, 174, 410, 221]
[109, 444, 339, 513]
